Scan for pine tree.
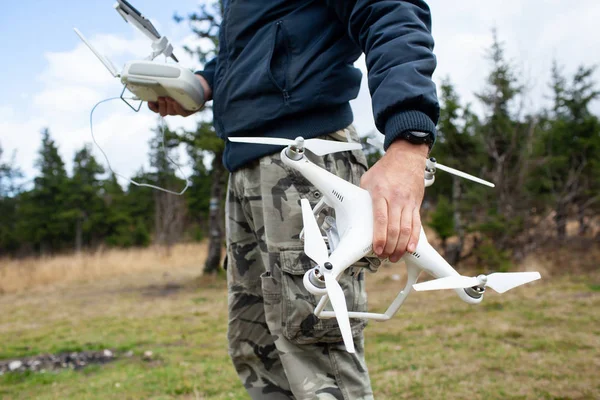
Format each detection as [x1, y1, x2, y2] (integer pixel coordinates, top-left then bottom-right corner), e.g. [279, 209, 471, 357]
[176, 1, 227, 274]
[533, 63, 600, 238]
[67, 144, 105, 251]
[148, 126, 187, 252]
[0, 143, 23, 255]
[17, 129, 72, 254]
[428, 78, 483, 264]
[471, 31, 538, 264]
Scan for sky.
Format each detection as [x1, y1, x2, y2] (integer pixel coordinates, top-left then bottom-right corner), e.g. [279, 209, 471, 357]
[1, 0, 598, 186]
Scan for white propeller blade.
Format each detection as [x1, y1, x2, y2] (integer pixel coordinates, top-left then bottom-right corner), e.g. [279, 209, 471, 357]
[303, 139, 362, 156]
[228, 137, 294, 147]
[300, 198, 355, 353]
[434, 163, 495, 188]
[366, 137, 384, 149]
[324, 273, 355, 353]
[413, 272, 541, 293]
[228, 137, 362, 156]
[365, 135, 495, 188]
[300, 199, 328, 266]
[486, 272, 541, 293]
[413, 275, 480, 291]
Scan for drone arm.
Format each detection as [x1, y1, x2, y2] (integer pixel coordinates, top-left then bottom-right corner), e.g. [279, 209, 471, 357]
[405, 229, 482, 305]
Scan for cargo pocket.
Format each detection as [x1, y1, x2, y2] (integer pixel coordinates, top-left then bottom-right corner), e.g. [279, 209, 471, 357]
[261, 268, 283, 336]
[279, 248, 368, 345]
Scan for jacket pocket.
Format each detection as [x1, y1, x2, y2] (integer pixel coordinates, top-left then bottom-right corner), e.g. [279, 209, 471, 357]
[278, 248, 367, 345]
[267, 20, 292, 102]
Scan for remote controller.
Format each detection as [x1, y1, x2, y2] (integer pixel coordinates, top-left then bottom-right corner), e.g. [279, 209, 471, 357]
[121, 61, 205, 111]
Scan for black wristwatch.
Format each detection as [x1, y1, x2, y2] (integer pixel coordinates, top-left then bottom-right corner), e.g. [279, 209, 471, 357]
[399, 130, 435, 148]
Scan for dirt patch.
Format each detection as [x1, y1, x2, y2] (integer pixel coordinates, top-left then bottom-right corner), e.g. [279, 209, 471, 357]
[0, 349, 119, 374]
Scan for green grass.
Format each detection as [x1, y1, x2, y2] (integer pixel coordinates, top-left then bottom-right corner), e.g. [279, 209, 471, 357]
[0, 267, 599, 399]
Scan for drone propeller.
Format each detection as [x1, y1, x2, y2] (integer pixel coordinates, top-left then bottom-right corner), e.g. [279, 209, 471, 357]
[431, 160, 495, 188]
[366, 136, 495, 188]
[228, 137, 362, 156]
[300, 199, 355, 353]
[413, 272, 541, 293]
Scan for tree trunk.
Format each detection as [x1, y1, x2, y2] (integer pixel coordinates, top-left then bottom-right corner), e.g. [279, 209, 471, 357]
[204, 152, 226, 274]
[577, 202, 588, 236]
[75, 217, 82, 253]
[446, 176, 464, 266]
[555, 202, 567, 239]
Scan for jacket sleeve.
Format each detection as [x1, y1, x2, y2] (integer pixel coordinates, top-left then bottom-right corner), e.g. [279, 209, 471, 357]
[195, 57, 217, 91]
[324, 0, 440, 150]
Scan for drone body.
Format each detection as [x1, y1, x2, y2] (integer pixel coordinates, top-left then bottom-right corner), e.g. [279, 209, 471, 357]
[229, 135, 541, 353]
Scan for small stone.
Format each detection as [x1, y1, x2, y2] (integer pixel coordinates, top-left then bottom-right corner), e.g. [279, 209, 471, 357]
[115, 382, 121, 388]
[103, 349, 113, 358]
[143, 351, 153, 360]
[8, 361, 22, 371]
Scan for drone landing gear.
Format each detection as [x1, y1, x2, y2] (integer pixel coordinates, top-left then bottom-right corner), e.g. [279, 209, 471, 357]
[309, 262, 423, 322]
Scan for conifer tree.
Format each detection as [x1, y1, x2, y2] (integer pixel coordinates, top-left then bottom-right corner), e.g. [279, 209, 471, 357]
[176, 1, 227, 274]
[0, 143, 23, 255]
[533, 63, 600, 238]
[17, 129, 72, 254]
[67, 144, 105, 251]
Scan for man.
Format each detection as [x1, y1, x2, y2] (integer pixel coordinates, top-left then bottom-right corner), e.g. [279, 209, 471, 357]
[150, 1, 439, 398]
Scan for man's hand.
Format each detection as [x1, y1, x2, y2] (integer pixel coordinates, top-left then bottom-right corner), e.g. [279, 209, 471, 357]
[148, 74, 212, 117]
[360, 139, 428, 262]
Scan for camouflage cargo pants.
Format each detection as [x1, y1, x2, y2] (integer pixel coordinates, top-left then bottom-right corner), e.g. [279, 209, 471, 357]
[225, 126, 374, 400]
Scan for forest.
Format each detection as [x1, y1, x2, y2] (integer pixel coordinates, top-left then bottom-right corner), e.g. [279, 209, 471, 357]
[0, 4, 598, 275]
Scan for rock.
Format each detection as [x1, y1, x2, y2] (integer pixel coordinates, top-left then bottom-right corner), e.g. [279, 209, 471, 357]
[143, 351, 153, 360]
[8, 361, 22, 371]
[103, 349, 113, 358]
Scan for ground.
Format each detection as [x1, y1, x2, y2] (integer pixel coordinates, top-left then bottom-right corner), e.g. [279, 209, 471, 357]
[0, 244, 599, 399]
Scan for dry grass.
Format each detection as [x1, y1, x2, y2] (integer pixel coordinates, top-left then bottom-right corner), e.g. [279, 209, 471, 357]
[0, 243, 208, 295]
[0, 241, 599, 399]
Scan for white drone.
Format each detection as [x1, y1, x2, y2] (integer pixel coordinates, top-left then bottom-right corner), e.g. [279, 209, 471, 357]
[229, 134, 541, 354]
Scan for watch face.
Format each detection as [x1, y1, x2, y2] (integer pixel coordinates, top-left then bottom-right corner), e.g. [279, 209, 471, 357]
[406, 131, 434, 145]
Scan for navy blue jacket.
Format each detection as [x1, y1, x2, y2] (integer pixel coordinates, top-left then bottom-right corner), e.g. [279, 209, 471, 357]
[197, 0, 439, 172]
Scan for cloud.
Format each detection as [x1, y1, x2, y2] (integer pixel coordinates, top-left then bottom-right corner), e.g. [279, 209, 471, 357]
[2, 0, 598, 185]
[0, 28, 203, 184]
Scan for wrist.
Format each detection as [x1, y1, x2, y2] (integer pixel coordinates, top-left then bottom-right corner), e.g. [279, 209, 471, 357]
[387, 139, 429, 158]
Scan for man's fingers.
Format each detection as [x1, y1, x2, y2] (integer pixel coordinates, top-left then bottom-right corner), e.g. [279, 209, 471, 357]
[173, 101, 194, 117]
[408, 208, 422, 253]
[172, 101, 185, 115]
[157, 97, 167, 116]
[384, 199, 402, 260]
[372, 197, 388, 256]
[148, 101, 158, 113]
[389, 207, 412, 261]
[166, 98, 177, 115]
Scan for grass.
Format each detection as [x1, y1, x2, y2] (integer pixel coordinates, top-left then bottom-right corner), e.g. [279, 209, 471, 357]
[0, 243, 209, 294]
[0, 245, 599, 399]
